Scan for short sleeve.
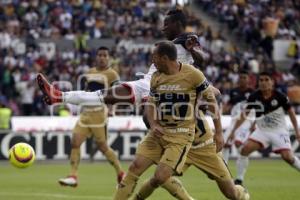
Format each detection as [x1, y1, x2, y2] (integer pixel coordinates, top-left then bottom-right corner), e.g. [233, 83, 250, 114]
[279, 92, 291, 111]
[148, 72, 158, 103]
[109, 70, 120, 86]
[193, 69, 210, 94]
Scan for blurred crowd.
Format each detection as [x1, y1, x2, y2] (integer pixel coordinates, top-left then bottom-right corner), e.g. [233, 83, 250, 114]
[197, 0, 300, 111]
[199, 0, 300, 45]
[1, 0, 300, 116]
[0, 0, 172, 40]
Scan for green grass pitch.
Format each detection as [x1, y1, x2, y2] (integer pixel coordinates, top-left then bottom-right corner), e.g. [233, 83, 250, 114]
[0, 159, 299, 200]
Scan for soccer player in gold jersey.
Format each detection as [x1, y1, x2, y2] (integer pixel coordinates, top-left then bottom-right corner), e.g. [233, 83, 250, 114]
[58, 47, 125, 187]
[112, 41, 220, 200]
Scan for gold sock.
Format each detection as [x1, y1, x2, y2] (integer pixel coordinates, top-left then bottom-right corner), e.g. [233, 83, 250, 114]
[162, 177, 194, 200]
[134, 179, 157, 200]
[113, 171, 139, 200]
[70, 148, 80, 176]
[104, 148, 122, 174]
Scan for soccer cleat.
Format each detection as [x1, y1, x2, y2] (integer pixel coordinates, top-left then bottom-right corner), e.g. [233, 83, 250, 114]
[36, 73, 62, 105]
[58, 175, 78, 187]
[234, 179, 243, 186]
[117, 171, 126, 184]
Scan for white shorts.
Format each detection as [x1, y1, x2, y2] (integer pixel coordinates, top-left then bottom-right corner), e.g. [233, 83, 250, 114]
[235, 127, 251, 145]
[121, 78, 150, 104]
[224, 120, 252, 146]
[249, 129, 291, 153]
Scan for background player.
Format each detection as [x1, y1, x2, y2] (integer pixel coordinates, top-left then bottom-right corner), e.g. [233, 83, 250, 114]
[223, 71, 255, 185]
[228, 71, 300, 185]
[58, 47, 124, 187]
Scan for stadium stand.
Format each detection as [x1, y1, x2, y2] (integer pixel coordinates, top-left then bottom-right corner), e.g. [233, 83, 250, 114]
[0, 0, 300, 115]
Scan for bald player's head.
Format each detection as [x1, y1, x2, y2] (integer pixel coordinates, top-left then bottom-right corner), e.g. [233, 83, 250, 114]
[152, 41, 178, 72]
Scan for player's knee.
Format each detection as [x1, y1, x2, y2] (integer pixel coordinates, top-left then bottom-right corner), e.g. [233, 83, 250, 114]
[151, 174, 166, 186]
[240, 146, 250, 156]
[71, 138, 81, 148]
[148, 177, 160, 188]
[153, 169, 170, 185]
[234, 142, 242, 149]
[280, 151, 294, 164]
[97, 142, 108, 153]
[128, 159, 143, 174]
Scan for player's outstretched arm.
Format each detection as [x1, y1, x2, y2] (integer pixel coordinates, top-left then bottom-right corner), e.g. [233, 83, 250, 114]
[227, 111, 248, 144]
[185, 34, 209, 65]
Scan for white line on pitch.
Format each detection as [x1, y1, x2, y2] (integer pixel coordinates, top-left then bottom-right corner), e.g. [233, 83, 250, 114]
[0, 192, 111, 199]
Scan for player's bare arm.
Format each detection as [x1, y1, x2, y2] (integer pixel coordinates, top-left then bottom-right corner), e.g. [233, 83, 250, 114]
[200, 87, 224, 152]
[185, 34, 208, 65]
[145, 103, 164, 138]
[249, 121, 256, 133]
[227, 110, 249, 144]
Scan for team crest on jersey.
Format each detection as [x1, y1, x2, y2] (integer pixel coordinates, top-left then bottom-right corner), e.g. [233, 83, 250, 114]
[271, 99, 278, 106]
[245, 92, 250, 98]
[158, 85, 182, 91]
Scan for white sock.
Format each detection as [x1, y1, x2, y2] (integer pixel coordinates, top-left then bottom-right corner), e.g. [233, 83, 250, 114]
[222, 147, 230, 164]
[236, 156, 249, 181]
[63, 90, 103, 105]
[292, 156, 300, 171]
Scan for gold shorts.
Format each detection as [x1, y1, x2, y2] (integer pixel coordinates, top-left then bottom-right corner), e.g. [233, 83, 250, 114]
[136, 133, 191, 175]
[184, 142, 232, 181]
[73, 109, 107, 143]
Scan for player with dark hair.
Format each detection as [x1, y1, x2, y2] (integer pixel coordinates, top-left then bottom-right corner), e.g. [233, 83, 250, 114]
[228, 72, 300, 185]
[58, 47, 125, 187]
[222, 71, 255, 185]
[36, 9, 210, 107]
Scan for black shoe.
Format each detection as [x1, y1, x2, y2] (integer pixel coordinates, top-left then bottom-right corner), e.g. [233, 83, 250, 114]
[234, 179, 243, 186]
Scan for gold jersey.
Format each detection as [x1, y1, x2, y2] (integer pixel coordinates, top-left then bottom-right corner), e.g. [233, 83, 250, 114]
[84, 67, 119, 91]
[193, 110, 214, 146]
[149, 63, 210, 144]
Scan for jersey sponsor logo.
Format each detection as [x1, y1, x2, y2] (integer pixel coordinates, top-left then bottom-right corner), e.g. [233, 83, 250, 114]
[158, 85, 183, 91]
[245, 92, 250, 99]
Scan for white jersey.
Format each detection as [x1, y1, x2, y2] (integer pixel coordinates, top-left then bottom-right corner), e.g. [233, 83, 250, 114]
[224, 87, 254, 143]
[175, 43, 194, 65]
[246, 90, 291, 132]
[123, 33, 197, 103]
[256, 107, 288, 132]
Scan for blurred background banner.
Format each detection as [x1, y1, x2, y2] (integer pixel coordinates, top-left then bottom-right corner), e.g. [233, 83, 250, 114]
[0, 116, 299, 160]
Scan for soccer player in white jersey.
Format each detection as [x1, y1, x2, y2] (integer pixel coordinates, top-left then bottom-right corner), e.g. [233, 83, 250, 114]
[36, 10, 210, 108]
[223, 71, 255, 185]
[228, 71, 300, 185]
